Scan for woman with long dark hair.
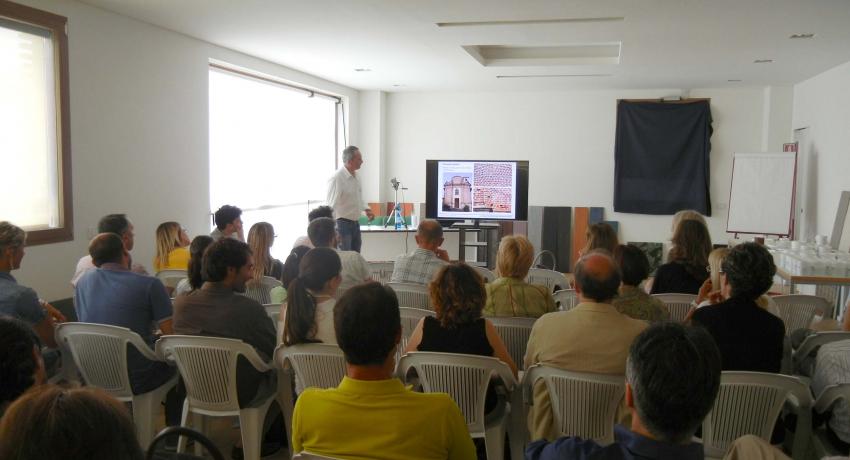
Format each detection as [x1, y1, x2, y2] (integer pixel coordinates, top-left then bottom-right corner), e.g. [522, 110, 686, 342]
[650, 219, 712, 294]
[282, 248, 342, 346]
[173, 235, 213, 297]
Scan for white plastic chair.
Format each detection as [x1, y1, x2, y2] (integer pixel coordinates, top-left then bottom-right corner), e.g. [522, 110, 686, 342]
[264, 303, 282, 326]
[155, 269, 188, 289]
[56, 323, 178, 447]
[701, 371, 813, 460]
[387, 282, 431, 310]
[553, 289, 579, 312]
[243, 276, 282, 305]
[651, 293, 696, 322]
[474, 266, 497, 283]
[399, 307, 435, 350]
[397, 352, 517, 460]
[773, 294, 830, 336]
[811, 384, 850, 458]
[513, 365, 625, 460]
[156, 335, 279, 460]
[525, 268, 570, 293]
[488, 316, 536, 370]
[367, 261, 395, 284]
[275, 343, 347, 458]
[792, 331, 850, 376]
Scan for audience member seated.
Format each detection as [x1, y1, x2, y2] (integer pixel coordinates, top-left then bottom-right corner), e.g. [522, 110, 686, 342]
[270, 245, 310, 304]
[308, 217, 370, 297]
[291, 282, 476, 459]
[525, 251, 648, 441]
[292, 205, 333, 249]
[810, 339, 850, 451]
[172, 237, 281, 457]
[484, 235, 556, 318]
[153, 221, 191, 272]
[691, 242, 785, 372]
[248, 222, 284, 281]
[210, 204, 244, 242]
[526, 322, 721, 460]
[670, 209, 707, 236]
[390, 219, 449, 284]
[0, 317, 46, 417]
[173, 235, 214, 297]
[405, 262, 517, 377]
[74, 233, 179, 420]
[612, 244, 669, 322]
[582, 222, 619, 255]
[283, 247, 342, 346]
[71, 214, 147, 287]
[0, 385, 144, 460]
[650, 219, 711, 295]
[0, 222, 65, 349]
[691, 247, 780, 318]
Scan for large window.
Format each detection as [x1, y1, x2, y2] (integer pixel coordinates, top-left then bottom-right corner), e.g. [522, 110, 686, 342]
[209, 65, 341, 259]
[0, 3, 73, 245]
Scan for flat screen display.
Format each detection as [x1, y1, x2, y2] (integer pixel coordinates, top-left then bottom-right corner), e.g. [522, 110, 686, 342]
[425, 160, 529, 221]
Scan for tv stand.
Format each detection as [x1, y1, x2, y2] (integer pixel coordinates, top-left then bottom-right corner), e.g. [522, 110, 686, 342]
[452, 221, 500, 268]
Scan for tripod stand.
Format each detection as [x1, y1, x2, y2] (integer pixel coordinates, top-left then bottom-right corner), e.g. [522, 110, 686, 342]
[384, 179, 408, 230]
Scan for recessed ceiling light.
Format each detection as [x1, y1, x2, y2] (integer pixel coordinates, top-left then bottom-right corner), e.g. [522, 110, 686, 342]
[753, 59, 773, 64]
[728, 79, 742, 82]
[789, 33, 815, 39]
[354, 68, 371, 72]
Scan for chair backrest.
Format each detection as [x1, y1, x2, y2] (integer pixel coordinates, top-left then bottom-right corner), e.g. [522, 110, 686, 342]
[242, 276, 282, 304]
[399, 307, 435, 349]
[397, 352, 516, 438]
[155, 269, 188, 289]
[525, 268, 569, 293]
[387, 282, 432, 310]
[264, 303, 282, 328]
[793, 331, 850, 376]
[56, 322, 154, 400]
[773, 294, 829, 335]
[488, 316, 536, 368]
[651, 293, 696, 322]
[523, 366, 625, 445]
[552, 289, 579, 312]
[473, 266, 496, 283]
[367, 261, 395, 284]
[274, 343, 347, 392]
[156, 335, 270, 415]
[702, 371, 812, 457]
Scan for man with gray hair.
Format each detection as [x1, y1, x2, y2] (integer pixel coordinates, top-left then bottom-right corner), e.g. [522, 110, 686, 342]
[524, 251, 648, 441]
[326, 145, 374, 252]
[390, 219, 449, 284]
[526, 322, 721, 459]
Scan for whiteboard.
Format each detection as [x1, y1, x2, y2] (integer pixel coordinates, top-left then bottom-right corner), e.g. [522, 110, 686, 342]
[726, 152, 797, 236]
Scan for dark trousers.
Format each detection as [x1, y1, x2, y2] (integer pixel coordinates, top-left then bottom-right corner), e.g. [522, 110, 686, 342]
[336, 218, 362, 253]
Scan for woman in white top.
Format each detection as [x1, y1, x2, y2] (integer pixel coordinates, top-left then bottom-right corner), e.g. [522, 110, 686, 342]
[282, 247, 342, 346]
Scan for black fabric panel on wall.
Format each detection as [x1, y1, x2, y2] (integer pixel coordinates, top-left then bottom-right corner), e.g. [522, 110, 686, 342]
[613, 100, 713, 215]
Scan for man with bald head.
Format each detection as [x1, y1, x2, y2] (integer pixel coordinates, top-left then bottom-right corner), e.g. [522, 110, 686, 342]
[390, 219, 450, 285]
[524, 251, 648, 441]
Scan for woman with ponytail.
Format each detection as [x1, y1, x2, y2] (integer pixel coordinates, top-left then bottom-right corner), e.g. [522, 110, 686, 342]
[283, 247, 342, 346]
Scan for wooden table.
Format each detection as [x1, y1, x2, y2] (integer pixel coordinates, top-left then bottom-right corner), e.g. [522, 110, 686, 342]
[775, 267, 850, 318]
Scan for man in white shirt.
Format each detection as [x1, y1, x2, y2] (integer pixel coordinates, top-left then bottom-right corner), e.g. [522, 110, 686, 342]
[308, 217, 370, 297]
[210, 204, 244, 242]
[70, 214, 147, 287]
[326, 146, 374, 252]
[391, 219, 449, 285]
[812, 339, 850, 448]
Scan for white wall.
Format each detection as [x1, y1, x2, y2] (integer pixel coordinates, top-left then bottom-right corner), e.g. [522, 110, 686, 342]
[792, 61, 850, 240]
[13, 0, 359, 301]
[384, 86, 793, 245]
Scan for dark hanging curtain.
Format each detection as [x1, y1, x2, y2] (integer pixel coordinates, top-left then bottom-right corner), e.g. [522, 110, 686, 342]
[613, 100, 713, 215]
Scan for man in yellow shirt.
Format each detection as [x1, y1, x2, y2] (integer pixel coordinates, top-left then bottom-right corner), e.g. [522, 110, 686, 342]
[291, 282, 477, 460]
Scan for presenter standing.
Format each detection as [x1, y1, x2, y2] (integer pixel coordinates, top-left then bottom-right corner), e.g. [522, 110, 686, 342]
[327, 146, 374, 252]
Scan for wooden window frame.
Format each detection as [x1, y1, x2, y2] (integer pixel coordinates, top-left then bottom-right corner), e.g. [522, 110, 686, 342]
[1, 1, 73, 245]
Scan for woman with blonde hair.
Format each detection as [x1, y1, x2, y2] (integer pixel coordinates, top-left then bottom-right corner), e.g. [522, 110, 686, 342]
[582, 222, 619, 255]
[153, 221, 190, 272]
[247, 222, 284, 282]
[483, 235, 555, 317]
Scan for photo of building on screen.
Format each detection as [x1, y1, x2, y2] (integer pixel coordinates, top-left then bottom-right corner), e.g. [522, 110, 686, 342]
[442, 174, 473, 212]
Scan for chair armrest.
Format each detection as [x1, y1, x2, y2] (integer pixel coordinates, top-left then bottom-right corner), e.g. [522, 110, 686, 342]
[814, 384, 850, 414]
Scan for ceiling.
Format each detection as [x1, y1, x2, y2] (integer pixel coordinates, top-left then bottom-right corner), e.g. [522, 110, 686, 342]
[79, 0, 850, 92]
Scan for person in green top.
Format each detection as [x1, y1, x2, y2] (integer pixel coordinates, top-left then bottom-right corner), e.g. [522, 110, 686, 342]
[483, 235, 556, 318]
[612, 244, 669, 322]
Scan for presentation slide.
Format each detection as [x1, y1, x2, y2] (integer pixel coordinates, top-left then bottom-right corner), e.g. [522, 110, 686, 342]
[436, 160, 518, 220]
